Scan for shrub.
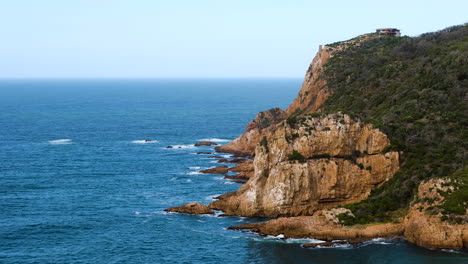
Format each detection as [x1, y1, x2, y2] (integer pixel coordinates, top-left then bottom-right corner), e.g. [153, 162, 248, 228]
[288, 150, 306, 163]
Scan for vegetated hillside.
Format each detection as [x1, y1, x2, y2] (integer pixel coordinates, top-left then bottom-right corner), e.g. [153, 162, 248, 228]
[320, 24, 468, 224]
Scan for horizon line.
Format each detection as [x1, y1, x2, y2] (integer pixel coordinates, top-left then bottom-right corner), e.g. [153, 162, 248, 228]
[0, 76, 304, 80]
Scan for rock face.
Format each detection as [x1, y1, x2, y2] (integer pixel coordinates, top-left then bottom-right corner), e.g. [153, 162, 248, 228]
[210, 113, 399, 217]
[403, 179, 468, 249]
[165, 202, 214, 215]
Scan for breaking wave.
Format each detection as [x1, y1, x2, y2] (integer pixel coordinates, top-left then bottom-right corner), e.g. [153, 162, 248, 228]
[48, 139, 72, 144]
[198, 138, 231, 142]
[132, 140, 158, 144]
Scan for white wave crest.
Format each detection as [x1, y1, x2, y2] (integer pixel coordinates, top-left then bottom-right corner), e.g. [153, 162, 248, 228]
[132, 140, 158, 144]
[48, 139, 72, 144]
[205, 194, 221, 201]
[166, 144, 195, 149]
[189, 166, 201, 170]
[198, 138, 231, 142]
[183, 171, 202, 175]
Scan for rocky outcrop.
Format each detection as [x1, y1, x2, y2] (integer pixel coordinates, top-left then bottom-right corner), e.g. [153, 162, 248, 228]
[195, 141, 218, 146]
[230, 216, 403, 241]
[210, 113, 399, 217]
[165, 202, 214, 215]
[200, 166, 229, 174]
[403, 179, 468, 249]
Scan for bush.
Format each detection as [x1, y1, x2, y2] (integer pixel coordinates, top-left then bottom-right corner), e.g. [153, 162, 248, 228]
[288, 150, 306, 163]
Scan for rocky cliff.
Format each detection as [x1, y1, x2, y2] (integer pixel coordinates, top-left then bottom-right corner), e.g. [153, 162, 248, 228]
[168, 25, 468, 250]
[210, 113, 399, 216]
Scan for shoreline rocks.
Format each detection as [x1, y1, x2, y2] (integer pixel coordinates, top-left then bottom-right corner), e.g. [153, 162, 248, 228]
[195, 141, 218, 146]
[165, 202, 214, 215]
[200, 166, 229, 174]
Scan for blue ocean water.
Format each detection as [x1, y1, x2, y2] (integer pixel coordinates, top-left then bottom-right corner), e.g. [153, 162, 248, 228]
[0, 79, 466, 264]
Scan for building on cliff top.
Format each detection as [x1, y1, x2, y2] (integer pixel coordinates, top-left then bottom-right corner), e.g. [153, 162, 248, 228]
[376, 28, 401, 37]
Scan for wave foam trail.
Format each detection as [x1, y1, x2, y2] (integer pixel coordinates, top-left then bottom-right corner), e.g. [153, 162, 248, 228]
[166, 144, 195, 149]
[132, 140, 158, 144]
[198, 138, 231, 142]
[205, 194, 221, 201]
[48, 139, 72, 144]
[183, 171, 202, 175]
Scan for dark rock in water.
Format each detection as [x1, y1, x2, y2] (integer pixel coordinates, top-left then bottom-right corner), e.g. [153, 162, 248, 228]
[200, 166, 229, 174]
[208, 155, 223, 159]
[227, 223, 258, 230]
[217, 159, 229, 163]
[194, 141, 218, 146]
[165, 202, 214, 215]
[196, 152, 212, 155]
[166, 146, 173, 149]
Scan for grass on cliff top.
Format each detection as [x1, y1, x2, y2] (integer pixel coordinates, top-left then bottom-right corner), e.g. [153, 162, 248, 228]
[320, 24, 468, 225]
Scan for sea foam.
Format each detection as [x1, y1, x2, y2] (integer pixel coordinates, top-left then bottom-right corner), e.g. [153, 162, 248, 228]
[48, 139, 72, 144]
[198, 138, 231, 142]
[132, 140, 158, 144]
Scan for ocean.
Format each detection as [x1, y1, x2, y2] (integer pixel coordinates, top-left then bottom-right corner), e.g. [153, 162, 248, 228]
[0, 79, 466, 264]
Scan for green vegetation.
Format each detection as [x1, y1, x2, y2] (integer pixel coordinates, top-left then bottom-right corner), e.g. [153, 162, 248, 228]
[288, 150, 306, 163]
[438, 169, 468, 215]
[259, 136, 269, 153]
[321, 24, 468, 224]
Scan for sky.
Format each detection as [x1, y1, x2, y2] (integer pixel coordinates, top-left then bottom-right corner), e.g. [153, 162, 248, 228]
[0, 0, 466, 78]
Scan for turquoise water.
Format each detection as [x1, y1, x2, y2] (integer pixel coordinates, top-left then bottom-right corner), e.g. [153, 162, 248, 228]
[0, 79, 466, 264]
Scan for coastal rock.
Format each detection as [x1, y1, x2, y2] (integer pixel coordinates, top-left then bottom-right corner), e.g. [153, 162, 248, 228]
[166, 146, 173, 149]
[200, 166, 229, 174]
[165, 202, 214, 215]
[195, 141, 218, 146]
[210, 113, 399, 217]
[196, 152, 212, 155]
[228, 161, 254, 179]
[403, 179, 468, 249]
[208, 155, 223, 159]
[228, 216, 403, 241]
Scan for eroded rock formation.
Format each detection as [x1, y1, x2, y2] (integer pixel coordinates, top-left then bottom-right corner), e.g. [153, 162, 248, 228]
[210, 113, 399, 217]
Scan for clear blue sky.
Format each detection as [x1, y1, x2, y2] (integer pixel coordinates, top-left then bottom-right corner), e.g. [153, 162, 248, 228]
[1, 0, 466, 78]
